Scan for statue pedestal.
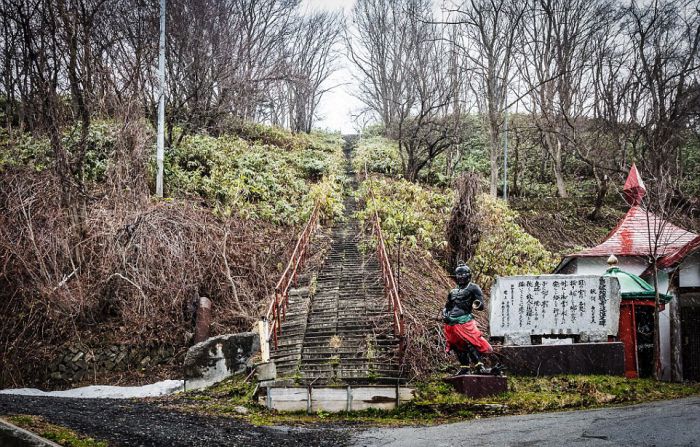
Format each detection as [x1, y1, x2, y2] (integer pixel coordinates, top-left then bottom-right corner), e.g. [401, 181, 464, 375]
[443, 375, 507, 398]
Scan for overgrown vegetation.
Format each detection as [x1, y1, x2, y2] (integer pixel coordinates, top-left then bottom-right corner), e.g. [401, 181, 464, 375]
[0, 121, 345, 389]
[352, 137, 560, 378]
[0, 120, 125, 182]
[351, 136, 401, 176]
[356, 177, 452, 253]
[5, 415, 108, 447]
[354, 168, 556, 292]
[165, 128, 345, 223]
[471, 194, 558, 291]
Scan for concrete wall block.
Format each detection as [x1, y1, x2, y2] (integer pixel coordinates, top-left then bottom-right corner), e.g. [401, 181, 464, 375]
[184, 332, 260, 390]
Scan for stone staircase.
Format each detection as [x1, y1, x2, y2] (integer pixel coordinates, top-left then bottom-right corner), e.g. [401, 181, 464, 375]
[269, 142, 403, 386]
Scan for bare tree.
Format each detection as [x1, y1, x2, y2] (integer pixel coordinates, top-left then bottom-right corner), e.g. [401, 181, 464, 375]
[283, 11, 342, 133]
[449, 0, 525, 196]
[518, 0, 611, 198]
[346, 0, 414, 129]
[349, 0, 460, 181]
[557, 4, 628, 218]
[625, 0, 700, 179]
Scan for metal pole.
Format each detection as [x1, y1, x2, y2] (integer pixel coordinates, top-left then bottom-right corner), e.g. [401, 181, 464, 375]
[156, 0, 166, 197]
[502, 107, 508, 201]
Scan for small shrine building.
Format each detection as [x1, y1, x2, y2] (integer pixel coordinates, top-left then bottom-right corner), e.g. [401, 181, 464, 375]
[604, 256, 672, 378]
[555, 164, 700, 381]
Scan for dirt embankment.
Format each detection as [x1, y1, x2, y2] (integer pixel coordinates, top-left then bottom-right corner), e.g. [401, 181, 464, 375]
[512, 198, 625, 256]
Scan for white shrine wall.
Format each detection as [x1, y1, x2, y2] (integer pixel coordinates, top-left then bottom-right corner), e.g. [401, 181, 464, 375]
[679, 252, 700, 288]
[574, 256, 648, 276]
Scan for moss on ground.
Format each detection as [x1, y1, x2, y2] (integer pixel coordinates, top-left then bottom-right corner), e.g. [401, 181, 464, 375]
[5, 415, 108, 447]
[165, 374, 700, 427]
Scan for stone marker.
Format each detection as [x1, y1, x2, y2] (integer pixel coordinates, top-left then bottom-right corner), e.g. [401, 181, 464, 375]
[489, 274, 625, 376]
[194, 297, 212, 344]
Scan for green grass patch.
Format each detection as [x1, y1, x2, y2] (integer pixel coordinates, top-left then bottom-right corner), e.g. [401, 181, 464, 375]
[5, 415, 109, 447]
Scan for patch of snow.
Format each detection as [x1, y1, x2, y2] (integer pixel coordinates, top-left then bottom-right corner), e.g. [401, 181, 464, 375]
[0, 379, 184, 399]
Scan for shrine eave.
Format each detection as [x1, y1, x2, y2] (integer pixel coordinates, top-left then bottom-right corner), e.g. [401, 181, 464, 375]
[657, 235, 700, 269]
[604, 267, 673, 303]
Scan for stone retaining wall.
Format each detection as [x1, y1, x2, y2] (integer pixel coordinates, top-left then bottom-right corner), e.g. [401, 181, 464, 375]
[48, 344, 182, 383]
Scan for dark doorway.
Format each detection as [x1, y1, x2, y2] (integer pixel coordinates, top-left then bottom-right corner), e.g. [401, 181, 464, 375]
[681, 306, 700, 381]
[635, 306, 655, 378]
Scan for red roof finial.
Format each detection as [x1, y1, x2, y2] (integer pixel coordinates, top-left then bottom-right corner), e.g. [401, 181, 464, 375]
[623, 163, 646, 206]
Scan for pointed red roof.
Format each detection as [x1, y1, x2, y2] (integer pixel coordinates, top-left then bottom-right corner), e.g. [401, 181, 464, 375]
[572, 206, 698, 257]
[623, 163, 646, 206]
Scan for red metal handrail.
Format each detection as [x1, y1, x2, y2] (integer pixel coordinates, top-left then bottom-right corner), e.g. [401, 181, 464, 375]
[265, 202, 321, 349]
[364, 163, 405, 349]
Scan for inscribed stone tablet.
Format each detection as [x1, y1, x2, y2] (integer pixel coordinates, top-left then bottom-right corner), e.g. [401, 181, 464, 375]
[489, 275, 620, 345]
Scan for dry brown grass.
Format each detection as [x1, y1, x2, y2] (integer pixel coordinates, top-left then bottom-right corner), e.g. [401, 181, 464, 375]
[0, 167, 297, 388]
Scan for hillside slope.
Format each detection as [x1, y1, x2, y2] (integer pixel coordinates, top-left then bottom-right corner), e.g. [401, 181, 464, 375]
[0, 123, 345, 389]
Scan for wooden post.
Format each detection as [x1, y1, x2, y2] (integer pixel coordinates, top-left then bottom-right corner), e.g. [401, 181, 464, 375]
[194, 297, 212, 343]
[259, 318, 270, 363]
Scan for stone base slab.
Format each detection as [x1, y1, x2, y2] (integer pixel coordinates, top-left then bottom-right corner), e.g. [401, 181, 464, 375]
[498, 342, 625, 376]
[443, 375, 508, 398]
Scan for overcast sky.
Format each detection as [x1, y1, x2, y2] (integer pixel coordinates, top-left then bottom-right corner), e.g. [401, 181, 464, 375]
[301, 0, 362, 134]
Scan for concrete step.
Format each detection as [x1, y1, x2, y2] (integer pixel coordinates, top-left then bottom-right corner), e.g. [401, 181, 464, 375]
[298, 369, 402, 380]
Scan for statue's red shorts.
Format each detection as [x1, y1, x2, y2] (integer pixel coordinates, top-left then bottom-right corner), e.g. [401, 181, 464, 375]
[444, 320, 493, 354]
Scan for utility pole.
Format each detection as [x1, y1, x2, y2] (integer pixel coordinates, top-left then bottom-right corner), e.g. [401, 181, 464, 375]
[156, 0, 166, 197]
[502, 107, 508, 201]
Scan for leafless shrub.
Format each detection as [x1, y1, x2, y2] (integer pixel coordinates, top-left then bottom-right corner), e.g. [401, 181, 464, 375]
[0, 168, 296, 388]
[446, 172, 483, 271]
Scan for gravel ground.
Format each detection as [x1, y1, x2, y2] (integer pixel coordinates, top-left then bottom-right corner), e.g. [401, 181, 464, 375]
[0, 395, 350, 447]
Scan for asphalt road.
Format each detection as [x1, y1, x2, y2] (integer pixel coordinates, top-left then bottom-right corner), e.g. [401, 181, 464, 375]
[352, 396, 700, 447]
[0, 394, 349, 447]
[2, 394, 698, 446]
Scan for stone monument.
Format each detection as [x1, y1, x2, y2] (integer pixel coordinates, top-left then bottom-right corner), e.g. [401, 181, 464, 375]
[490, 274, 625, 376]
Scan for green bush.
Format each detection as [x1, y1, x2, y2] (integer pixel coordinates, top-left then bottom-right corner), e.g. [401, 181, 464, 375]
[0, 120, 120, 181]
[355, 177, 453, 251]
[308, 174, 346, 224]
[166, 130, 346, 224]
[352, 136, 402, 176]
[231, 122, 343, 154]
[471, 193, 557, 289]
[0, 120, 345, 224]
[0, 129, 52, 171]
[231, 122, 310, 152]
[355, 175, 556, 289]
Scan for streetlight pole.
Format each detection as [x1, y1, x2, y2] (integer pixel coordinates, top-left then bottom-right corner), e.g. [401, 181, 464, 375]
[156, 0, 166, 197]
[502, 107, 508, 201]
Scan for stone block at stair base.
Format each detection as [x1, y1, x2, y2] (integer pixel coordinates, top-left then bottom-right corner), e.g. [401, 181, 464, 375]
[256, 361, 276, 381]
[499, 342, 625, 376]
[260, 385, 416, 412]
[443, 375, 508, 398]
